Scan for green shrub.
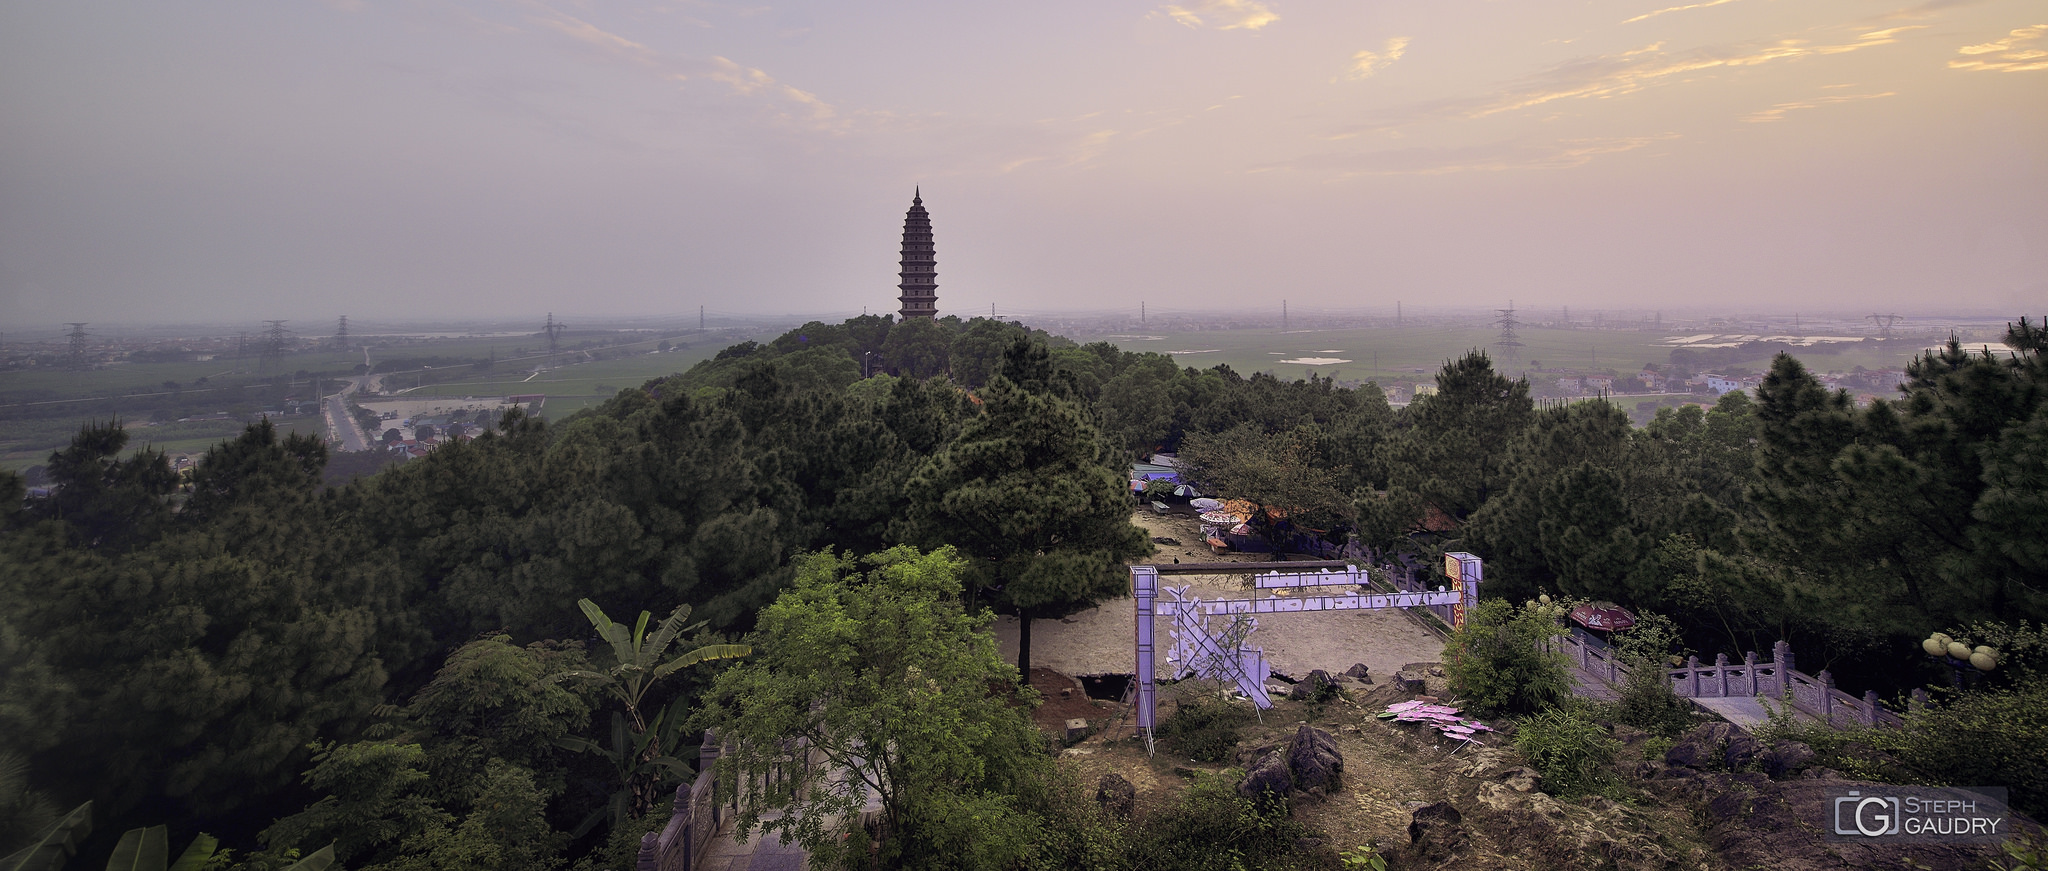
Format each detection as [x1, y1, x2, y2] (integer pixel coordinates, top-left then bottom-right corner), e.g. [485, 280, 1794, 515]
[1606, 659, 1696, 737]
[1752, 676, 2048, 821]
[1444, 599, 1571, 717]
[1514, 703, 1619, 798]
[1125, 772, 1325, 871]
[1888, 677, 2048, 822]
[1157, 697, 1253, 764]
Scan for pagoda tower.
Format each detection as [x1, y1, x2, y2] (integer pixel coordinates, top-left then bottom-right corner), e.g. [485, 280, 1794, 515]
[896, 189, 937, 319]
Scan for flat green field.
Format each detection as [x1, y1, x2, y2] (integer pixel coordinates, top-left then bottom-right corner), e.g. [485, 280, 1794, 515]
[1104, 325, 1929, 384]
[0, 328, 759, 471]
[386, 332, 772, 419]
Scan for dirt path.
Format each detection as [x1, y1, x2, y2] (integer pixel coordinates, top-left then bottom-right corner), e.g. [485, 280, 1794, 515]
[992, 509, 1444, 680]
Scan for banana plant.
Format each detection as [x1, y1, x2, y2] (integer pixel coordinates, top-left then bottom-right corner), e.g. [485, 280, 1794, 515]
[551, 599, 748, 828]
[0, 801, 91, 871]
[0, 804, 333, 871]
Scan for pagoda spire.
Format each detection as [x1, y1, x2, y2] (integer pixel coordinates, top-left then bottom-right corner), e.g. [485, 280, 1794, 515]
[896, 190, 937, 320]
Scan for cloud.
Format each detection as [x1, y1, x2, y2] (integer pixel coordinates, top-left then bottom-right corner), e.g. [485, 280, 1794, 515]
[1264, 134, 1678, 177]
[1154, 0, 1279, 32]
[1622, 0, 1741, 26]
[1742, 91, 1896, 122]
[1342, 25, 1922, 133]
[533, 13, 656, 63]
[1949, 24, 2048, 72]
[1873, 0, 1991, 24]
[1348, 37, 1410, 80]
[516, 3, 845, 129]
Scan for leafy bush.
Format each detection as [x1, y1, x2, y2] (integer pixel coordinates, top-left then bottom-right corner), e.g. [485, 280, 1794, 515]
[1888, 677, 2048, 821]
[1157, 697, 1254, 764]
[1444, 599, 1571, 717]
[1125, 772, 1326, 871]
[1514, 703, 1619, 798]
[1752, 675, 2048, 821]
[1605, 662, 1696, 737]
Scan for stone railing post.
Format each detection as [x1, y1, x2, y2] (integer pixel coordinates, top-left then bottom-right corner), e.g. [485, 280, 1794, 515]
[636, 832, 660, 871]
[1685, 655, 1701, 697]
[1743, 651, 1758, 695]
[1715, 653, 1730, 697]
[1773, 640, 1793, 698]
[1863, 690, 1881, 726]
[1818, 670, 1835, 723]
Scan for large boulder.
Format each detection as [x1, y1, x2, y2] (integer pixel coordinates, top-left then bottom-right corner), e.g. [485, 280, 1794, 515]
[1758, 741, 1815, 779]
[1286, 726, 1344, 796]
[1288, 669, 1338, 702]
[1236, 750, 1293, 800]
[1722, 732, 1763, 771]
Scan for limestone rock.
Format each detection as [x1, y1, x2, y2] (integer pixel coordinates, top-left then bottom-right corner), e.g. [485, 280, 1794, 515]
[1237, 750, 1293, 799]
[1286, 726, 1344, 796]
[1759, 741, 1815, 779]
[1405, 801, 1465, 862]
[1722, 732, 1763, 771]
[1288, 669, 1337, 701]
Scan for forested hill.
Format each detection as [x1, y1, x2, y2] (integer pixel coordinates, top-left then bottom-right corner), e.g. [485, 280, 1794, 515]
[1, 314, 2043, 869]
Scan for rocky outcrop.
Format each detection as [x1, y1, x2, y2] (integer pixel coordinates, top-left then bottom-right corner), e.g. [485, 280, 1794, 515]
[1286, 725, 1344, 796]
[1236, 726, 1344, 802]
[1758, 740, 1814, 779]
[1446, 747, 1680, 870]
[1288, 669, 1338, 702]
[1405, 800, 1465, 862]
[1236, 749, 1293, 799]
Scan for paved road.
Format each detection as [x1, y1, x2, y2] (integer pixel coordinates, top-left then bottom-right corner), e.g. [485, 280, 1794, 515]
[325, 379, 371, 452]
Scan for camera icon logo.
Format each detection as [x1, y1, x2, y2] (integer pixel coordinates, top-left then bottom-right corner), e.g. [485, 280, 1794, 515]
[1834, 791, 1901, 837]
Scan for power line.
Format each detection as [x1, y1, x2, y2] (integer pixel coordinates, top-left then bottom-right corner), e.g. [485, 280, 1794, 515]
[66, 323, 88, 371]
[544, 312, 567, 355]
[1493, 301, 1524, 367]
[333, 315, 349, 350]
[260, 320, 290, 373]
[1867, 312, 1903, 339]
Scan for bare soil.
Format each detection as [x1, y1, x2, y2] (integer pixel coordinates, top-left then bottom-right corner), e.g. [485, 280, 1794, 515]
[992, 510, 1445, 681]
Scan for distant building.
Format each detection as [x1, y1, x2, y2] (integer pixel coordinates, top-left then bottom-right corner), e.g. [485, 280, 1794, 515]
[1414, 384, 1438, 398]
[896, 189, 938, 319]
[1705, 374, 1741, 395]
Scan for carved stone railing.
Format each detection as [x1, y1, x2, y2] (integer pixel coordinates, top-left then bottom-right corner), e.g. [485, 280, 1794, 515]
[1556, 635, 1906, 729]
[635, 730, 821, 871]
[637, 731, 729, 871]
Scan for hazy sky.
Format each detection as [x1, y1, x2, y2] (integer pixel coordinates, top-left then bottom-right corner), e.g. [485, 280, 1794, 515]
[2, 0, 2043, 327]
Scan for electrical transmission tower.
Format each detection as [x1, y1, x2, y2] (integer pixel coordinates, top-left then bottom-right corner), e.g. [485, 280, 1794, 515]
[1493, 301, 1524, 367]
[260, 320, 290, 372]
[1867, 313, 1903, 339]
[66, 323, 89, 371]
[544, 313, 567, 355]
[333, 315, 349, 350]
